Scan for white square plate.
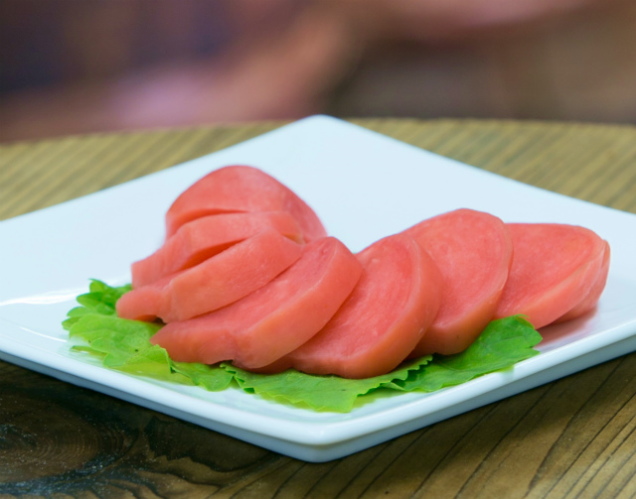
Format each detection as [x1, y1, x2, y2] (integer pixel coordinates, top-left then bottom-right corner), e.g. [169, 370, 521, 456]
[1, 116, 635, 462]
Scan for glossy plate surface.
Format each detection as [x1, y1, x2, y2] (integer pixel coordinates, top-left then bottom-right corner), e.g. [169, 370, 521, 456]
[1, 116, 635, 462]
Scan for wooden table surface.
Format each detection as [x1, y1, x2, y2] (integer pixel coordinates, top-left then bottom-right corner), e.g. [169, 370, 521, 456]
[1, 119, 635, 498]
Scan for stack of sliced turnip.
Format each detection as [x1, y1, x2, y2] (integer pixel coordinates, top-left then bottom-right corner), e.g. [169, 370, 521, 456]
[116, 165, 610, 379]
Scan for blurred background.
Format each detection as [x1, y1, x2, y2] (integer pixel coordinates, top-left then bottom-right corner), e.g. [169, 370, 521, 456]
[1, 0, 635, 143]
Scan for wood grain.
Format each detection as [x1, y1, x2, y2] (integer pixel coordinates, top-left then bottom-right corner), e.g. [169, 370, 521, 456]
[0, 119, 635, 498]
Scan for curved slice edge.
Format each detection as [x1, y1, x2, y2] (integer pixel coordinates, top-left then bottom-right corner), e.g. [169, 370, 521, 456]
[405, 208, 513, 356]
[278, 233, 443, 379]
[151, 237, 363, 369]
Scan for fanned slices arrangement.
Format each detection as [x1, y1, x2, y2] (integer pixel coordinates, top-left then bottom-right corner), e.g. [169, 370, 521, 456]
[116, 165, 610, 379]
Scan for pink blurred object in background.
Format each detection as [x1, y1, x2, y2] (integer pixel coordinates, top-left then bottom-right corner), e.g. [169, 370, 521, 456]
[1, 0, 635, 142]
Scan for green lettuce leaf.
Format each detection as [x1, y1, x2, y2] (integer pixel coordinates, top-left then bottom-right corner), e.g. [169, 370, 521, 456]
[63, 280, 234, 391]
[63, 280, 542, 412]
[223, 316, 540, 411]
[223, 355, 432, 412]
[389, 316, 542, 392]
